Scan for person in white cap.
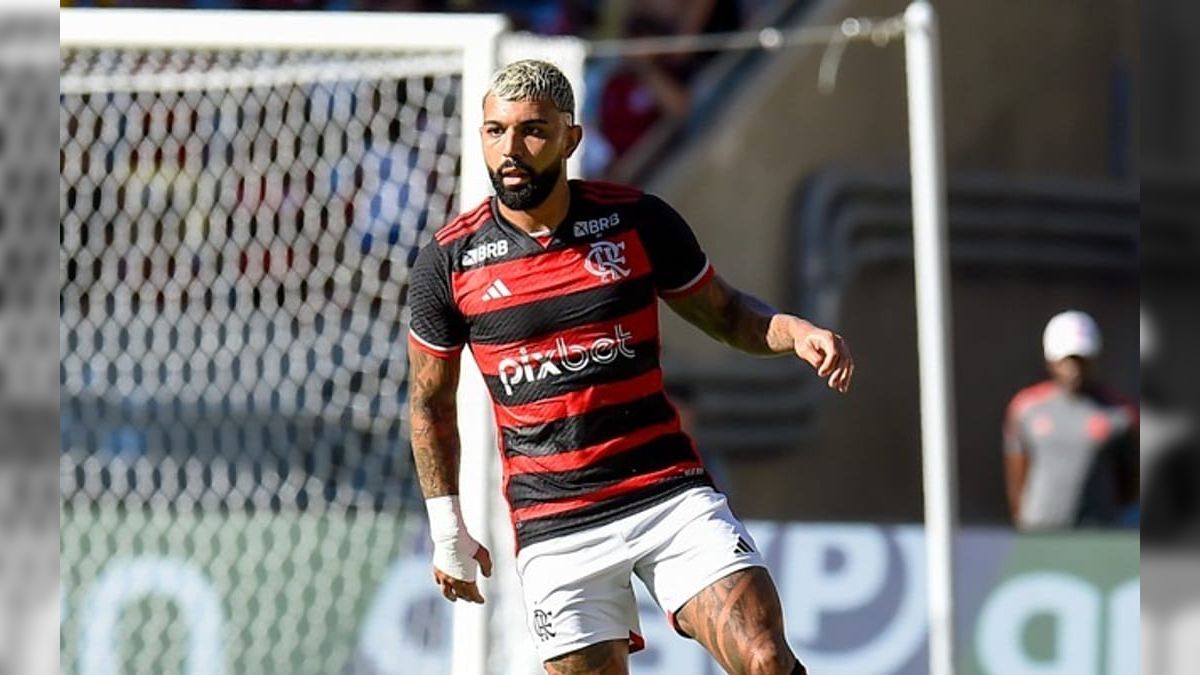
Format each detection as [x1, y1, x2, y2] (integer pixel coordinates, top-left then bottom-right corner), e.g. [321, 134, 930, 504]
[1002, 310, 1139, 530]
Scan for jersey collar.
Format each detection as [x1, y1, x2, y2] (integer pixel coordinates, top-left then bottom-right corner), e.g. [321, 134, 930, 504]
[489, 181, 583, 252]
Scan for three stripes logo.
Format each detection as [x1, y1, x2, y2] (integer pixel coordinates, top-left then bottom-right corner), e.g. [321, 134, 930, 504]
[481, 279, 512, 301]
[734, 536, 755, 556]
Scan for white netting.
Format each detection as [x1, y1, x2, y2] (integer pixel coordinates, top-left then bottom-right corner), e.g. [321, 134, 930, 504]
[60, 45, 464, 674]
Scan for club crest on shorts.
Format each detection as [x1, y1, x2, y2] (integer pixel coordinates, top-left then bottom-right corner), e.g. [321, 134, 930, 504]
[584, 241, 631, 283]
[532, 608, 556, 641]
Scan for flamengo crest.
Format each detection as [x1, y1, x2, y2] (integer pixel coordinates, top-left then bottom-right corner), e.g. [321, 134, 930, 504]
[584, 241, 631, 282]
[532, 609, 555, 641]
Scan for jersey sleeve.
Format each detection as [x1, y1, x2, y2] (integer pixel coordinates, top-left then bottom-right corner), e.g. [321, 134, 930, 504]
[1002, 396, 1028, 456]
[637, 194, 715, 299]
[407, 242, 467, 358]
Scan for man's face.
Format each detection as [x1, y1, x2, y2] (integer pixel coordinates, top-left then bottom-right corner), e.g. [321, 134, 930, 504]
[481, 95, 579, 210]
[1047, 355, 1095, 394]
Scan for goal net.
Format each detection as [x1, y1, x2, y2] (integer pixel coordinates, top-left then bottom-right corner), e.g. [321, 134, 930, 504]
[60, 10, 579, 675]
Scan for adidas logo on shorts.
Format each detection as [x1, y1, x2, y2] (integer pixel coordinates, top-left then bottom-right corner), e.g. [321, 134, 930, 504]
[734, 536, 754, 555]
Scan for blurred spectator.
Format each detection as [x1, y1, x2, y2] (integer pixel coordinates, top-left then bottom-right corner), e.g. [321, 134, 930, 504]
[543, 0, 600, 36]
[669, 0, 743, 63]
[347, 0, 445, 10]
[598, 0, 741, 167]
[482, 0, 598, 35]
[598, 32, 688, 159]
[1002, 310, 1139, 530]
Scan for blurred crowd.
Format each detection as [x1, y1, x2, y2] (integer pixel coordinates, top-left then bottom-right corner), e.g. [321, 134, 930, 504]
[61, 0, 764, 175]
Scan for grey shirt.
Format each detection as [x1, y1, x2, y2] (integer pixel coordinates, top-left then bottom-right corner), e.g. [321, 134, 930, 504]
[1004, 381, 1138, 530]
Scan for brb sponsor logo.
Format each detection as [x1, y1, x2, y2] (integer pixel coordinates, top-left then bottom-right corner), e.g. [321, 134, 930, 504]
[573, 212, 620, 238]
[461, 239, 508, 267]
[497, 324, 635, 395]
[584, 241, 631, 282]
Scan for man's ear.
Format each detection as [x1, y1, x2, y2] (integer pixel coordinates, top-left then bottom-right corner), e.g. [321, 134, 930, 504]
[564, 124, 583, 159]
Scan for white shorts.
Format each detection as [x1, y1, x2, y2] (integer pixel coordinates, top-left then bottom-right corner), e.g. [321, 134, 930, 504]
[515, 486, 766, 662]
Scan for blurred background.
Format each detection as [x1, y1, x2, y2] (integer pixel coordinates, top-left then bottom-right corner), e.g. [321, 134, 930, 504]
[0, 5, 59, 675]
[39, 0, 1164, 673]
[1, 3, 59, 672]
[1142, 1, 1200, 675]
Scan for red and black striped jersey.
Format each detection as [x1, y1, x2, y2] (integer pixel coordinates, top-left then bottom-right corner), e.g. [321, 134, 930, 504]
[407, 179, 715, 550]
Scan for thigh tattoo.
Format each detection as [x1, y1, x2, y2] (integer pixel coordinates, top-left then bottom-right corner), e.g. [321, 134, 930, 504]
[676, 567, 792, 674]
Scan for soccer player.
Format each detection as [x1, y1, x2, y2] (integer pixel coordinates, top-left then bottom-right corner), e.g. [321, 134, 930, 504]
[407, 60, 853, 675]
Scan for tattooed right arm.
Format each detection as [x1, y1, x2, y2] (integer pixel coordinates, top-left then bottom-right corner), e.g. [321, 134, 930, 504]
[408, 348, 462, 498]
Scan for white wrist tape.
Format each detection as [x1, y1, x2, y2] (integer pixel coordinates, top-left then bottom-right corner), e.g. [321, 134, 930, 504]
[426, 495, 480, 582]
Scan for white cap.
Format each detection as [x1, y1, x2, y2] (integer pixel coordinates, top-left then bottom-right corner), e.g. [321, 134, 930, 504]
[1043, 310, 1101, 362]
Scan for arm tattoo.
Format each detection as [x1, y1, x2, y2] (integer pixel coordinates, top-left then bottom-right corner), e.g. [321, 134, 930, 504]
[665, 275, 792, 357]
[408, 348, 462, 498]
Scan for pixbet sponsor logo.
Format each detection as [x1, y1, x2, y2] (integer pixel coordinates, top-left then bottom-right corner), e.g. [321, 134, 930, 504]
[497, 324, 636, 395]
[573, 212, 620, 238]
[461, 239, 509, 267]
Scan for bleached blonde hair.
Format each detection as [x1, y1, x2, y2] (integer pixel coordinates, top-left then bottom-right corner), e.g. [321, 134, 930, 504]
[485, 59, 575, 119]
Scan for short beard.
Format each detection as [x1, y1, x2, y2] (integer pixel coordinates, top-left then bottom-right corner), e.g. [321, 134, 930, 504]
[489, 159, 562, 211]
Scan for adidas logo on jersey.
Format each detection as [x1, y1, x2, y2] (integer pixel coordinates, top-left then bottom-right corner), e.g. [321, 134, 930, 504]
[573, 212, 620, 238]
[481, 279, 512, 301]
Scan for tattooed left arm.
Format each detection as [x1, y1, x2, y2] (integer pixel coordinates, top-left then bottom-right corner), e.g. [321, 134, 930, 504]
[665, 274, 855, 393]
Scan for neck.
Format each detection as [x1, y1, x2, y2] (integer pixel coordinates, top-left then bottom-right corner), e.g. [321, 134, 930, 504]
[497, 178, 571, 234]
[1055, 380, 1097, 397]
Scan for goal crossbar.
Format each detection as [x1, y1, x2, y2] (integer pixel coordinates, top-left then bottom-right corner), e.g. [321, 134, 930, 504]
[60, 9, 507, 52]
